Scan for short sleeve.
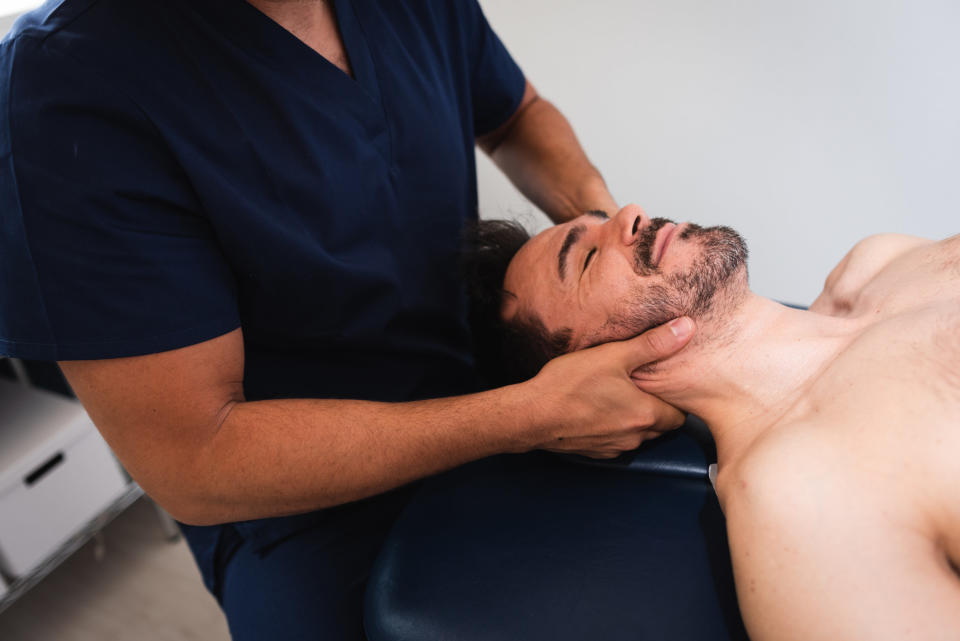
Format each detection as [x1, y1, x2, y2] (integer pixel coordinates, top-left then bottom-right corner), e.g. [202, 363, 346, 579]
[460, 1, 526, 137]
[0, 37, 240, 361]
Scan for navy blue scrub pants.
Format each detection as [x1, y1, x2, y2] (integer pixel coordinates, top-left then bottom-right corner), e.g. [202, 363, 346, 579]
[208, 486, 416, 641]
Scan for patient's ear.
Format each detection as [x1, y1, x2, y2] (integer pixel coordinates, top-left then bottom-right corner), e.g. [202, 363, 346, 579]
[500, 290, 519, 320]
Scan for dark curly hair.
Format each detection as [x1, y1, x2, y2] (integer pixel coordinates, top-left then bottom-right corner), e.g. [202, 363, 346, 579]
[461, 219, 573, 388]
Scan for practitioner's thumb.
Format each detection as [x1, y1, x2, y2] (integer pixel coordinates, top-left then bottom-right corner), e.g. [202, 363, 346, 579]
[619, 317, 695, 372]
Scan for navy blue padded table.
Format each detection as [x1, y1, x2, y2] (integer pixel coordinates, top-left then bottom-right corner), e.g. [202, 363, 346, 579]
[365, 417, 749, 641]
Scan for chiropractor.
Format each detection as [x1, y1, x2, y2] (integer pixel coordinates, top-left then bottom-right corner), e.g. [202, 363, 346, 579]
[0, 1, 692, 638]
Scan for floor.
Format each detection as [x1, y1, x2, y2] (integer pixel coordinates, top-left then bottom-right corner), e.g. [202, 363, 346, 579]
[0, 497, 231, 641]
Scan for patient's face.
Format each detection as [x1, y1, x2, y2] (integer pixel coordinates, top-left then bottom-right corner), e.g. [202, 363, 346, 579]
[501, 204, 748, 349]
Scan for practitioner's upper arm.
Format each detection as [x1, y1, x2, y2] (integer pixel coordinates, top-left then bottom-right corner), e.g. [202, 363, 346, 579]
[59, 329, 246, 520]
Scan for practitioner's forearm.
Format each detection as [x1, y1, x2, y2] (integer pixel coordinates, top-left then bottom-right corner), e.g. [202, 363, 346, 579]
[63, 322, 693, 528]
[161, 385, 535, 525]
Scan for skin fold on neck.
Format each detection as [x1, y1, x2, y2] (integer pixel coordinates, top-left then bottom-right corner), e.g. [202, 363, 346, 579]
[632, 291, 864, 470]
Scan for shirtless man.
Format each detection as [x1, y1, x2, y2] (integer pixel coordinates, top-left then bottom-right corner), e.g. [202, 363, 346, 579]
[465, 205, 960, 640]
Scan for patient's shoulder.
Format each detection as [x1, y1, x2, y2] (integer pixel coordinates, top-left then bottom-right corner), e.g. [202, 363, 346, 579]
[810, 233, 931, 316]
[717, 425, 841, 519]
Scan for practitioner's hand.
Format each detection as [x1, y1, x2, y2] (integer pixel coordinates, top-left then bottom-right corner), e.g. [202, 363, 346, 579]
[522, 317, 694, 459]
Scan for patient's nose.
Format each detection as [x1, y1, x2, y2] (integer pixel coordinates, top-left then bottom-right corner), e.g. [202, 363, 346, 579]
[613, 204, 649, 245]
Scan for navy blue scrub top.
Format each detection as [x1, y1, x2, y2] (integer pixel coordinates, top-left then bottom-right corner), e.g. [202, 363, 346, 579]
[0, 0, 524, 555]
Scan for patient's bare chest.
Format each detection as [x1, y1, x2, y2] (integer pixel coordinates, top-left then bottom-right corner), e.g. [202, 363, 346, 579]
[801, 303, 960, 551]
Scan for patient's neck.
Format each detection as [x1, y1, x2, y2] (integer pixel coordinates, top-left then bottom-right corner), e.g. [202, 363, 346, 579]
[635, 291, 859, 468]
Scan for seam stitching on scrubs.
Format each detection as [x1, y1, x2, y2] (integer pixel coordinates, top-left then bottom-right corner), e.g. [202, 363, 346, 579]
[8, 0, 103, 48]
[466, 2, 488, 102]
[463, 2, 526, 137]
[343, 0, 396, 165]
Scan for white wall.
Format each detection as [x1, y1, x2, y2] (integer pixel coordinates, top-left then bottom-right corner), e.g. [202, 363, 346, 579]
[478, 0, 959, 305]
[0, 0, 40, 33]
[0, 12, 21, 35]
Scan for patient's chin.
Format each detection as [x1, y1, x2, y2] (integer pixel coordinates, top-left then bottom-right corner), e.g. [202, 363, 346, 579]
[693, 268, 749, 341]
[674, 229, 748, 316]
[608, 255, 748, 346]
[584, 230, 748, 348]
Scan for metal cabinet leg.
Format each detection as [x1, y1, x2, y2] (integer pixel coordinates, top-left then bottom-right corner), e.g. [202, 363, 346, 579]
[9, 358, 31, 386]
[151, 499, 182, 542]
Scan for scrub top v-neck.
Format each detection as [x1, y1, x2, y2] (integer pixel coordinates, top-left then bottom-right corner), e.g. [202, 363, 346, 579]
[0, 0, 527, 412]
[189, 0, 393, 161]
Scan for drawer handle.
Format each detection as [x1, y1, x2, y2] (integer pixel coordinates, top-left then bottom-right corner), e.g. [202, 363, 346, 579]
[24, 452, 65, 486]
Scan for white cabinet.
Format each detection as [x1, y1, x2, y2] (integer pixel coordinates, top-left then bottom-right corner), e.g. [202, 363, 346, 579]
[0, 379, 129, 577]
[0, 361, 148, 614]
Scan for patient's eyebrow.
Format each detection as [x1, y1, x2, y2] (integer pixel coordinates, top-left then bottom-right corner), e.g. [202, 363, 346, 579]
[584, 210, 610, 220]
[558, 224, 585, 281]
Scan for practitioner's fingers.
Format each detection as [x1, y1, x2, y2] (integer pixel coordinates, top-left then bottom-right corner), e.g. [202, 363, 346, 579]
[607, 317, 695, 374]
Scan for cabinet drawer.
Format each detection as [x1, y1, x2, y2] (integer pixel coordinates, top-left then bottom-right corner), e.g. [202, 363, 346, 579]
[0, 380, 129, 577]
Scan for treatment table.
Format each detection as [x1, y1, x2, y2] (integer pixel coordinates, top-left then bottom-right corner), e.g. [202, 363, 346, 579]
[364, 415, 749, 641]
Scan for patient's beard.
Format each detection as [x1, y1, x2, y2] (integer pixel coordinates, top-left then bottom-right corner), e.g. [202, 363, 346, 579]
[609, 220, 749, 337]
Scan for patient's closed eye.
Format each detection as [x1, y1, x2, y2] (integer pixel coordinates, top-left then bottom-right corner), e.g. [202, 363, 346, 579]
[583, 248, 597, 273]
